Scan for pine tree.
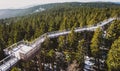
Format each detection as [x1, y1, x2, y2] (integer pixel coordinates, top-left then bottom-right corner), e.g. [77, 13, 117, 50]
[106, 20, 120, 46]
[67, 28, 77, 51]
[107, 37, 120, 71]
[58, 36, 66, 51]
[90, 28, 103, 70]
[90, 28, 102, 57]
[75, 39, 85, 70]
[11, 67, 21, 71]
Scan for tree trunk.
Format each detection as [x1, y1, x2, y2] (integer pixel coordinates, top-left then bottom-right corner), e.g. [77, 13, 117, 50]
[37, 55, 43, 71]
[97, 58, 100, 71]
[52, 62, 54, 71]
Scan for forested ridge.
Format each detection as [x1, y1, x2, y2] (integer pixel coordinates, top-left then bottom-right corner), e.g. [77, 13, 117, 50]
[0, 2, 120, 71]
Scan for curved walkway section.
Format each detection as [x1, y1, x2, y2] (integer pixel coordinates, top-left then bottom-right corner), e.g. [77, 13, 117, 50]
[0, 17, 116, 71]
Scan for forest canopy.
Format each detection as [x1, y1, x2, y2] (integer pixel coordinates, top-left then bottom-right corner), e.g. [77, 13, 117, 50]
[0, 2, 120, 71]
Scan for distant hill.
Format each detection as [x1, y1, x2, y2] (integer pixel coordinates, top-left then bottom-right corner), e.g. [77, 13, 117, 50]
[0, 2, 120, 19]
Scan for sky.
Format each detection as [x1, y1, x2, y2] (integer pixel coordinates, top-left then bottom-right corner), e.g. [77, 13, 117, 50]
[0, 0, 120, 9]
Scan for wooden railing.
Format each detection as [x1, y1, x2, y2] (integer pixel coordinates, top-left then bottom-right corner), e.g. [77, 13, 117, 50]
[0, 17, 117, 71]
[18, 18, 115, 60]
[3, 18, 115, 54]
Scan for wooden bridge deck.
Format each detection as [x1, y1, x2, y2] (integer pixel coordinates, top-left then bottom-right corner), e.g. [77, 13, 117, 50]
[0, 17, 116, 71]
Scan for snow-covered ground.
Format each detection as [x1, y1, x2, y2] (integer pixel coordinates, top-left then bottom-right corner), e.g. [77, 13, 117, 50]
[84, 56, 95, 71]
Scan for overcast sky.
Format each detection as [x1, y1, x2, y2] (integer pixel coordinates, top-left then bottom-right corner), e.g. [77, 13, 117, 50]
[0, 0, 119, 9]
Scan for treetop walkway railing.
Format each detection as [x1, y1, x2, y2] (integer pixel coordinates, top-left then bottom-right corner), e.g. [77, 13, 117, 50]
[0, 17, 117, 71]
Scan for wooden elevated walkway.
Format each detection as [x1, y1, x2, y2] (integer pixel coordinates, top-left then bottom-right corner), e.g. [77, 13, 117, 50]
[0, 17, 116, 71]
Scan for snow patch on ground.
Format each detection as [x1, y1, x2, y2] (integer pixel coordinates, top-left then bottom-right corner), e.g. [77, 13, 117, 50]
[84, 56, 95, 71]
